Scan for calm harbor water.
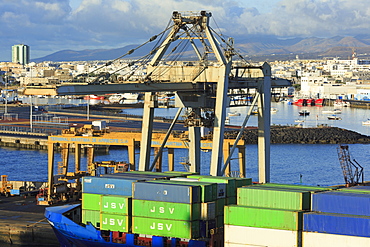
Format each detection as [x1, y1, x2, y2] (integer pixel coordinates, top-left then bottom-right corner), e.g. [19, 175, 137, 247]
[0, 101, 369, 186]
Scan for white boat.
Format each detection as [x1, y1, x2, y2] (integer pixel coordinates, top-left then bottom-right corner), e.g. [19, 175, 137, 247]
[322, 109, 342, 114]
[108, 93, 139, 103]
[362, 119, 370, 125]
[271, 108, 278, 113]
[228, 111, 240, 116]
[328, 115, 342, 120]
[333, 100, 350, 107]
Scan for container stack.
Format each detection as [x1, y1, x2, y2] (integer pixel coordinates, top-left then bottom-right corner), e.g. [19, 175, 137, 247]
[81, 171, 185, 231]
[303, 188, 370, 246]
[81, 171, 252, 244]
[224, 183, 332, 247]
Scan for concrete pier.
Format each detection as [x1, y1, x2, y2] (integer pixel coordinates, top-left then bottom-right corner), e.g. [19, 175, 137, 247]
[0, 196, 59, 246]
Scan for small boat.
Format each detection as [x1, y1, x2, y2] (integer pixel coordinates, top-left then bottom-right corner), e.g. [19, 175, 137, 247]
[271, 108, 278, 113]
[299, 110, 310, 116]
[322, 109, 342, 114]
[228, 111, 240, 116]
[327, 115, 342, 120]
[333, 99, 350, 107]
[362, 119, 370, 125]
[294, 119, 304, 123]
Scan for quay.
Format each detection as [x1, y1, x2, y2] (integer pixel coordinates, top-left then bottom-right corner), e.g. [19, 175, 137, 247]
[0, 196, 59, 246]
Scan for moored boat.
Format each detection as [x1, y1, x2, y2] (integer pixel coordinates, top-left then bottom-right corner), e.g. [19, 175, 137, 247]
[327, 115, 342, 120]
[362, 119, 370, 125]
[299, 110, 310, 116]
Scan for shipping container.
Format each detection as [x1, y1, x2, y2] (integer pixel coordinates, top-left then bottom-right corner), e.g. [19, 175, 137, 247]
[133, 181, 201, 203]
[225, 225, 301, 247]
[303, 212, 370, 237]
[201, 202, 216, 220]
[200, 219, 216, 238]
[163, 171, 199, 176]
[216, 198, 226, 216]
[234, 178, 253, 188]
[302, 231, 370, 247]
[82, 209, 100, 228]
[225, 205, 303, 231]
[82, 176, 142, 196]
[82, 193, 101, 211]
[100, 213, 130, 232]
[237, 187, 311, 210]
[252, 183, 335, 191]
[187, 175, 238, 197]
[132, 199, 201, 221]
[226, 196, 237, 205]
[149, 180, 217, 202]
[312, 191, 370, 216]
[132, 216, 201, 239]
[339, 185, 370, 194]
[171, 178, 227, 199]
[216, 215, 224, 228]
[101, 195, 131, 215]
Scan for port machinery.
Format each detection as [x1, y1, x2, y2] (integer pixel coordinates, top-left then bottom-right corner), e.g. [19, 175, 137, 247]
[24, 11, 291, 202]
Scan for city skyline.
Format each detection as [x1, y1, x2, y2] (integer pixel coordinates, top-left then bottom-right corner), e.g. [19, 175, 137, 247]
[1, 0, 370, 61]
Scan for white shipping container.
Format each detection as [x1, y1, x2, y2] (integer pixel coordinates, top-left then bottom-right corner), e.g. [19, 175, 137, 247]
[201, 201, 216, 220]
[303, 231, 370, 247]
[225, 225, 301, 247]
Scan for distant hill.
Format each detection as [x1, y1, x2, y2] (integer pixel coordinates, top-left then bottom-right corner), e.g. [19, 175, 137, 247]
[32, 35, 370, 62]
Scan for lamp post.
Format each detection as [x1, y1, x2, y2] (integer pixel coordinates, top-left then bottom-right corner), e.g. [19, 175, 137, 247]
[4, 76, 7, 115]
[30, 95, 33, 131]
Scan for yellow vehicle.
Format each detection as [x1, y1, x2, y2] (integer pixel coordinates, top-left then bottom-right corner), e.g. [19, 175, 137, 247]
[1, 175, 13, 197]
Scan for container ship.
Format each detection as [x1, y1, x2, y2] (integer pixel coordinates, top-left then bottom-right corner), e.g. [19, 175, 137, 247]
[44, 171, 370, 247]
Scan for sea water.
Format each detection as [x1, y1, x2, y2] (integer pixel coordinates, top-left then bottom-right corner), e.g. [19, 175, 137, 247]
[0, 102, 369, 186]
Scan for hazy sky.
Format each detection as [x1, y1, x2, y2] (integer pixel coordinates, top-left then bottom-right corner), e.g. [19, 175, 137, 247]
[1, 0, 370, 61]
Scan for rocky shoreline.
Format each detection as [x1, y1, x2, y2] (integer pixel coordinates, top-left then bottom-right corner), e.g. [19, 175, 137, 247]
[224, 126, 370, 144]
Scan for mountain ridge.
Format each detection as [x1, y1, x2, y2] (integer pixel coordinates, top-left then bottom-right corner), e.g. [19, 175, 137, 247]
[32, 35, 370, 62]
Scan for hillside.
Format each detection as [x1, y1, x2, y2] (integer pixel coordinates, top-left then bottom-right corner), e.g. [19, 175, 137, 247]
[32, 35, 370, 62]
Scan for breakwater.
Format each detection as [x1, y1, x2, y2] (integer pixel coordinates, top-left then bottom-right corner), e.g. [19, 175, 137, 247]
[0, 126, 369, 151]
[224, 126, 370, 144]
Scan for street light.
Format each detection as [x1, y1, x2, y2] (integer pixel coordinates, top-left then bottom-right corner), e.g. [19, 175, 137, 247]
[4, 76, 7, 115]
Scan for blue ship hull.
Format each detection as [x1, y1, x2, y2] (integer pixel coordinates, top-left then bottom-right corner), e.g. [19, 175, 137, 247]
[44, 204, 207, 247]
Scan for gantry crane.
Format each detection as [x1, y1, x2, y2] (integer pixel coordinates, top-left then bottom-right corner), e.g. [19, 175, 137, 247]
[337, 144, 364, 187]
[25, 11, 291, 190]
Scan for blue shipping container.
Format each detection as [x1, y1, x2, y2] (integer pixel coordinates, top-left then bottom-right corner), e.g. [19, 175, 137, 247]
[82, 176, 142, 196]
[133, 181, 201, 203]
[312, 191, 370, 216]
[304, 212, 370, 237]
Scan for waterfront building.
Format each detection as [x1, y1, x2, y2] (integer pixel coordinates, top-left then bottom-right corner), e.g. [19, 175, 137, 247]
[12, 44, 30, 65]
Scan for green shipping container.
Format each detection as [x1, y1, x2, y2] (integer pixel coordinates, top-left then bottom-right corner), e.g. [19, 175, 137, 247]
[226, 196, 237, 205]
[235, 178, 253, 187]
[164, 171, 199, 176]
[187, 175, 237, 197]
[100, 213, 130, 232]
[146, 180, 217, 202]
[132, 217, 201, 239]
[253, 183, 335, 192]
[237, 187, 311, 210]
[224, 205, 303, 231]
[82, 209, 100, 228]
[82, 193, 101, 211]
[132, 199, 201, 221]
[216, 198, 226, 216]
[101, 195, 132, 215]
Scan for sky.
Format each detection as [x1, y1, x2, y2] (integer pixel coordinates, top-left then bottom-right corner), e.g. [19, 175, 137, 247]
[1, 0, 370, 61]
